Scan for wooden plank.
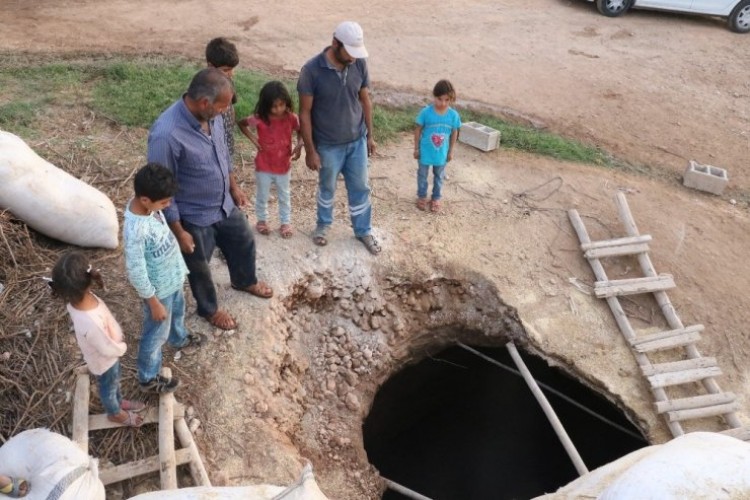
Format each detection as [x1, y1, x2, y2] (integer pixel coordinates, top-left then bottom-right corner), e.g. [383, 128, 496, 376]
[92, 403, 184, 430]
[580, 234, 652, 251]
[159, 368, 177, 490]
[667, 402, 740, 422]
[631, 325, 704, 347]
[632, 331, 701, 353]
[72, 372, 90, 452]
[641, 357, 717, 377]
[720, 427, 750, 441]
[584, 242, 650, 259]
[594, 274, 675, 298]
[647, 366, 723, 388]
[655, 392, 736, 414]
[175, 417, 211, 487]
[99, 448, 192, 485]
[89, 403, 185, 431]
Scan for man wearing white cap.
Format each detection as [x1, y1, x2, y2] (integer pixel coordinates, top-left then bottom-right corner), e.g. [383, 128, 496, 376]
[298, 21, 380, 255]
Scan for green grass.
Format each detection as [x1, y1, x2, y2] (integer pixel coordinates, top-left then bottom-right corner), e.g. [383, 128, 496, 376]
[0, 56, 613, 166]
[461, 111, 610, 165]
[0, 63, 86, 132]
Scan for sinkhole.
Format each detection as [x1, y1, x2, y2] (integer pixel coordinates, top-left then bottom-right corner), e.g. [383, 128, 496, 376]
[363, 344, 647, 500]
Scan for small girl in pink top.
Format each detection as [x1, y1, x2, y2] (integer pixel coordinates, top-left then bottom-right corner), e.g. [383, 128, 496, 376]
[50, 251, 145, 427]
[239, 81, 302, 239]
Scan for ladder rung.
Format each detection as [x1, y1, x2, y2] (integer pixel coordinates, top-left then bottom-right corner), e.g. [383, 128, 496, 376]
[580, 234, 652, 251]
[89, 403, 184, 431]
[641, 357, 717, 377]
[655, 392, 736, 414]
[99, 448, 192, 486]
[720, 427, 750, 441]
[630, 325, 704, 353]
[585, 242, 650, 259]
[647, 366, 723, 388]
[594, 274, 675, 298]
[667, 402, 739, 422]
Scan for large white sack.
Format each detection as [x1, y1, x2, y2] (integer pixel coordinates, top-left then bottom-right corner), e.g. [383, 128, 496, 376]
[536, 432, 750, 499]
[0, 428, 105, 500]
[128, 463, 329, 500]
[0, 130, 119, 249]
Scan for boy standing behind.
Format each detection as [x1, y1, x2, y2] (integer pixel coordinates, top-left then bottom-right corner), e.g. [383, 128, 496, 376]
[206, 37, 240, 157]
[123, 163, 206, 394]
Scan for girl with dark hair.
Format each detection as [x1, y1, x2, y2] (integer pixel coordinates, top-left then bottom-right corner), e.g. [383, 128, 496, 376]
[50, 251, 145, 427]
[238, 81, 303, 239]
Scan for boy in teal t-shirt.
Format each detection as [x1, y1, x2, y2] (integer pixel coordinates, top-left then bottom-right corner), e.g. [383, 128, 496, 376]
[414, 79, 462, 213]
[123, 163, 207, 394]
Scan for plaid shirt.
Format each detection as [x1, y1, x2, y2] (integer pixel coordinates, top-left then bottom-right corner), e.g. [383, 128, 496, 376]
[147, 97, 235, 227]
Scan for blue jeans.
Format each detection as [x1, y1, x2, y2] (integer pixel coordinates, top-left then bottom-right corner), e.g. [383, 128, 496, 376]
[316, 136, 372, 237]
[137, 288, 188, 383]
[255, 171, 291, 224]
[417, 164, 446, 200]
[181, 207, 257, 318]
[96, 361, 122, 416]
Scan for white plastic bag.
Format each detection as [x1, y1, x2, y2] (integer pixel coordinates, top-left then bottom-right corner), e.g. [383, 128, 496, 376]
[0, 131, 119, 249]
[0, 428, 105, 500]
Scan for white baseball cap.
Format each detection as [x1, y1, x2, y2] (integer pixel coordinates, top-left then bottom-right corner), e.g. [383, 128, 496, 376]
[333, 21, 368, 59]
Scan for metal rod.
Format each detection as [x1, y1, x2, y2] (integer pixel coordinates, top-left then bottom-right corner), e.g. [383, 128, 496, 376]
[506, 341, 589, 476]
[457, 342, 645, 441]
[383, 478, 434, 500]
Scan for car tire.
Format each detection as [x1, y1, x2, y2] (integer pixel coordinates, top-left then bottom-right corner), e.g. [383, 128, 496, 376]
[596, 0, 633, 17]
[728, 0, 750, 33]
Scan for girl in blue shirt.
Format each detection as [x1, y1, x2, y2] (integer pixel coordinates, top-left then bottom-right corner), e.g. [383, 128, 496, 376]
[414, 80, 462, 213]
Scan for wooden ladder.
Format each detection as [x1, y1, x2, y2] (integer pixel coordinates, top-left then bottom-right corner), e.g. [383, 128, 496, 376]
[72, 367, 211, 489]
[568, 192, 749, 441]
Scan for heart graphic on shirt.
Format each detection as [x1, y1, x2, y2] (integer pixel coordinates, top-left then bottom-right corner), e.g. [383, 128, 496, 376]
[431, 134, 444, 148]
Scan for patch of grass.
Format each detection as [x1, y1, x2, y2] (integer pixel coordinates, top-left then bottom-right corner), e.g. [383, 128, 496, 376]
[92, 62, 201, 127]
[0, 63, 84, 96]
[0, 64, 86, 134]
[1, 56, 615, 167]
[0, 101, 38, 129]
[460, 111, 612, 166]
[373, 106, 419, 144]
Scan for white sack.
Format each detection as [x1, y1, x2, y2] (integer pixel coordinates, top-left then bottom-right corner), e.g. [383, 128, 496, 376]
[0, 130, 119, 249]
[128, 463, 329, 500]
[536, 432, 750, 499]
[0, 428, 105, 500]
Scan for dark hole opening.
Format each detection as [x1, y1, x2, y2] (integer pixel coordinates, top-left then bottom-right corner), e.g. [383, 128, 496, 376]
[363, 344, 647, 499]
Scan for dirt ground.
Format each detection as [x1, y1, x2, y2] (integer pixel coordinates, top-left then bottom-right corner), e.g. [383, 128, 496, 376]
[2, 1, 750, 499]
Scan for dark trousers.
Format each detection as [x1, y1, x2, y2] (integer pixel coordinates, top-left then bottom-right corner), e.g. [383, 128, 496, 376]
[181, 208, 257, 318]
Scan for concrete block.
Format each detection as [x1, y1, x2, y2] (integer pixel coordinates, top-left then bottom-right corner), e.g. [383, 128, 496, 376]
[459, 121, 500, 152]
[683, 160, 728, 195]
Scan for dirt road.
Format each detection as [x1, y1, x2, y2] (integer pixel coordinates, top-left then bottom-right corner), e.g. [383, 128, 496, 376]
[3, 0, 749, 192]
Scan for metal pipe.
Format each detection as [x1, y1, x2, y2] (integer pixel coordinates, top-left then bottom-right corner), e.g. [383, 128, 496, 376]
[383, 478, 434, 500]
[506, 341, 589, 476]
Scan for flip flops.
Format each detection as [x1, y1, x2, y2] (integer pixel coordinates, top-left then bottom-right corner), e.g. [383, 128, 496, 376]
[312, 226, 328, 246]
[107, 410, 144, 428]
[120, 399, 146, 412]
[357, 235, 382, 255]
[280, 224, 293, 239]
[206, 309, 237, 331]
[231, 281, 273, 299]
[256, 221, 271, 235]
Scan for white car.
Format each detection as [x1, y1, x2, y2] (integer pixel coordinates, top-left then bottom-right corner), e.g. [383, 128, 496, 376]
[590, 0, 750, 33]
